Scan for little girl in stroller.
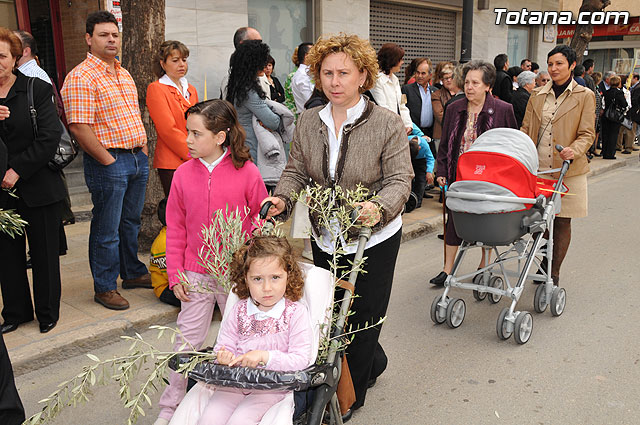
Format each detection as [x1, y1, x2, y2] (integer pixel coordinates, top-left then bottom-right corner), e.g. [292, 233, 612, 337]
[169, 236, 319, 425]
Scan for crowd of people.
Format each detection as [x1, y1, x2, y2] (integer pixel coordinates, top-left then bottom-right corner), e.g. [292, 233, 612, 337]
[1, 8, 640, 425]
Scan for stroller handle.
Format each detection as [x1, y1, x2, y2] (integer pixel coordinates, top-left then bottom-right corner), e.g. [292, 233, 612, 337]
[259, 201, 273, 219]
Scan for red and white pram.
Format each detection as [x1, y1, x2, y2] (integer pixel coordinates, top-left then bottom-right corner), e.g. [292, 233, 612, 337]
[430, 128, 569, 344]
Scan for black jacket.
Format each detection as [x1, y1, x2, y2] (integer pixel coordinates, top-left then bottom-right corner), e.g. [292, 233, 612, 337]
[494, 69, 513, 103]
[628, 83, 640, 123]
[401, 82, 437, 137]
[510, 87, 531, 128]
[0, 71, 65, 208]
[603, 87, 627, 122]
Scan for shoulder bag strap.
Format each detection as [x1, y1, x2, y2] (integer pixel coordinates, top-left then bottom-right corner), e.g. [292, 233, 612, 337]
[26, 77, 38, 139]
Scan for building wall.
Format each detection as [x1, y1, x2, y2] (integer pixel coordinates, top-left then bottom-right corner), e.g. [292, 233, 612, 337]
[472, 0, 559, 67]
[561, 0, 640, 15]
[165, 0, 246, 100]
[316, 0, 370, 38]
[58, 0, 100, 74]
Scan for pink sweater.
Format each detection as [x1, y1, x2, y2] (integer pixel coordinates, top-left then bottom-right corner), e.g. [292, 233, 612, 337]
[213, 299, 313, 371]
[166, 156, 268, 287]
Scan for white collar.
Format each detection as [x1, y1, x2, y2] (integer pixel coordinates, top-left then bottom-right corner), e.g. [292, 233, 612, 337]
[198, 148, 227, 172]
[246, 297, 286, 319]
[318, 95, 366, 129]
[159, 74, 190, 99]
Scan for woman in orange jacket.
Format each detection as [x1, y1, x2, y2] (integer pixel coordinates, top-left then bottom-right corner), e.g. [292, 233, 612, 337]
[146, 40, 199, 196]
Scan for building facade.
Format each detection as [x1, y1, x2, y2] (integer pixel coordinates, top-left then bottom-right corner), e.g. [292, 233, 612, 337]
[559, 0, 640, 75]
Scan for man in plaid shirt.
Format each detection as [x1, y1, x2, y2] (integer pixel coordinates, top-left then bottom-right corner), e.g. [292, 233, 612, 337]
[61, 11, 151, 310]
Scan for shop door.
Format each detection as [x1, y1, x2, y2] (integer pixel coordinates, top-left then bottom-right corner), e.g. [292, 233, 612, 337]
[370, 0, 457, 83]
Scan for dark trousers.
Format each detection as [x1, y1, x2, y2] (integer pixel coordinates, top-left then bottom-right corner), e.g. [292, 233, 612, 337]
[0, 197, 62, 325]
[311, 229, 402, 409]
[411, 157, 427, 207]
[0, 334, 24, 425]
[601, 119, 620, 159]
[157, 168, 176, 198]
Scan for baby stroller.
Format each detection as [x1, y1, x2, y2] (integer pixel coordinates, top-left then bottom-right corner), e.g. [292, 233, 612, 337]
[430, 128, 570, 344]
[169, 205, 372, 424]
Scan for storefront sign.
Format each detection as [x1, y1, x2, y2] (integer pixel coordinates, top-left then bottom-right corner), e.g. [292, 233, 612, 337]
[557, 16, 639, 39]
[106, 0, 122, 32]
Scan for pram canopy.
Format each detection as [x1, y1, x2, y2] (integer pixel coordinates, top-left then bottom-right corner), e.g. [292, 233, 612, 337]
[447, 128, 544, 214]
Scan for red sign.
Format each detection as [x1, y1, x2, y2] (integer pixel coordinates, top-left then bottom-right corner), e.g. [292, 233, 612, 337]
[557, 16, 640, 39]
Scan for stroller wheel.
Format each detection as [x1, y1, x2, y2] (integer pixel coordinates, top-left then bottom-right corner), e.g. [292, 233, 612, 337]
[496, 307, 513, 340]
[533, 284, 548, 313]
[514, 312, 533, 344]
[445, 298, 466, 329]
[472, 274, 487, 301]
[430, 295, 447, 325]
[488, 276, 504, 304]
[550, 287, 566, 316]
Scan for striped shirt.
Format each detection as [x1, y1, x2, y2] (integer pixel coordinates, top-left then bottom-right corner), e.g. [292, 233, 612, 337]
[18, 59, 52, 85]
[61, 53, 147, 149]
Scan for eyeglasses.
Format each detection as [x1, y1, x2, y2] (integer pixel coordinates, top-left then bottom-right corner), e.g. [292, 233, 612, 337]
[442, 76, 453, 82]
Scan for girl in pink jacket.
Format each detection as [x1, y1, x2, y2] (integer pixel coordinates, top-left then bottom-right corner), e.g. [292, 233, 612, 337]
[156, 99, 268, 424]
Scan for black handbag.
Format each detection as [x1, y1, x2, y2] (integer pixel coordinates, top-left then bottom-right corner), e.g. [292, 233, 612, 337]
[26, 77, 79, 171]
[604, 96, 625, 124]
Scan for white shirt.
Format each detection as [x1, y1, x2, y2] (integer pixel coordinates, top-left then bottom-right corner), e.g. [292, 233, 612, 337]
[159, 74, 190, 100]
[291, 64, 314, 114]
[316, 96, 402, 254]
[18, 59, 52, 85]
[258, 74, 271, 100]
[246, 297, 286, 320]
[198, 148, 227, 173]
[369, 72, 413, 129]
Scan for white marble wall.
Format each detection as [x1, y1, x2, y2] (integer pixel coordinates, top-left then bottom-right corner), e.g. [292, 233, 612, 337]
[317, 0, 370, 39]
[471, 0, 559, 69]
[166, 0, 248, 99]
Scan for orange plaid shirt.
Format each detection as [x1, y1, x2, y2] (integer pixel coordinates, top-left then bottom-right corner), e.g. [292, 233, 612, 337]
[61, 53, 147, 149]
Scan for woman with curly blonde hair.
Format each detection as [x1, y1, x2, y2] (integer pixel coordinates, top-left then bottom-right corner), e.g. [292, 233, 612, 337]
[262, 33, 413, 420]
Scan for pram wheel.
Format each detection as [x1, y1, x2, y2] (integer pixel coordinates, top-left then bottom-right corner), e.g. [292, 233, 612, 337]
[550, 287, 566, 316]
[533, 284, 548, 313]
[514, 311, 533, 344]
[445, 298, 466, 329]
[472, 274, 487, 301]
[430, 295, 447, 324]
[496, 307, 513, 340]
[488, 276, 504, 304]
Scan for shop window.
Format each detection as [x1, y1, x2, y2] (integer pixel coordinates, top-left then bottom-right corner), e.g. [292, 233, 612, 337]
[507, 26, 529, 67]
[248, 0, 313, 83]
[0, 0, 19, 29]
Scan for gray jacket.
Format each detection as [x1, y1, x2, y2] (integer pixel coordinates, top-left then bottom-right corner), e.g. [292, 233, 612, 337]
[235, 89, 281, 161]
[253, 99, 295, 186]
[274, 100, 413, 239]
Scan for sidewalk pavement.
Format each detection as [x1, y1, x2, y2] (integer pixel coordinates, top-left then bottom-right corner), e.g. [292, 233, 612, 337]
[3, 151, 638, 376]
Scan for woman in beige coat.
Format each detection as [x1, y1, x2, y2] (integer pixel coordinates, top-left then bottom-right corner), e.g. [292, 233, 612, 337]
[521, 45, 595, 286]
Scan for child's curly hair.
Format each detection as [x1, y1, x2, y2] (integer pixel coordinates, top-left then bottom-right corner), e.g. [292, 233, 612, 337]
[230, 236, 305, 302]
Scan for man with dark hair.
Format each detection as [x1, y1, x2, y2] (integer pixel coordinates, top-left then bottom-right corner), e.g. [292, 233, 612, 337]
[61, 11, 151, 311]
[531, 62, 540, 74]
[520, 58, 532, 71]
[291, 42, 314, 113]
[493, 53, 512, 102]
[232, 26, 261, 49]
[13, 30, 50, 84]
[628, 73, 640, 142]
[573, 64, 586, 87]
[582, 59, 596, 92]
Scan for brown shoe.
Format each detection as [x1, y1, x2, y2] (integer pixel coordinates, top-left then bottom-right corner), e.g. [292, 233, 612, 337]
[94, 290, 130, 310]
[122, 273, 152, 289]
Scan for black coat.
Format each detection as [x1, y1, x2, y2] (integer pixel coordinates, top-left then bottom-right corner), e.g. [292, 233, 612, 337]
[269, 76, 285, 103]
[628, 83, 640, 123]
[510, 87, 531, 128]
[0, 71, 65, 208]
[494, 69, 513, 103]
[401, 82, 437, 136]
[603, 87, 628, 123]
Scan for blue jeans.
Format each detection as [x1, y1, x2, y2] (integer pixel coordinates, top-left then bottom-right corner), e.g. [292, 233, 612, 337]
[84, 150, 149, 293]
